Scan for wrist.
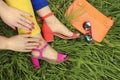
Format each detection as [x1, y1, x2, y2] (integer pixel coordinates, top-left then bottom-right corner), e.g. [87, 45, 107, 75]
[3, 37, 10, 50]
[5, 38, 12, 50]
[0, 36, 9, 50]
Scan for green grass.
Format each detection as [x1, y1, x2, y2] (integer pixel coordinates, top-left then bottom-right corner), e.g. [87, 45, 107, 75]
[0, 0, 120, 80]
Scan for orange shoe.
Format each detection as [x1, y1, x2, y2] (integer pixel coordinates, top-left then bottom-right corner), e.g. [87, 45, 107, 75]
[38, 12, 80, 42]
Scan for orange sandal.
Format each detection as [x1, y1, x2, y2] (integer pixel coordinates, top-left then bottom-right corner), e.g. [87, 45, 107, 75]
[38, 12, 80, 42]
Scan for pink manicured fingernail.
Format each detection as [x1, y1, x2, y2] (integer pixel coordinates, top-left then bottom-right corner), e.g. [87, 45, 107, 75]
[29, 28, 32, 31]
[12, 27, 16, 31]
[30, 15, 33, 18]
[32, 22, 34, 25]
[31, 26, 34, 29]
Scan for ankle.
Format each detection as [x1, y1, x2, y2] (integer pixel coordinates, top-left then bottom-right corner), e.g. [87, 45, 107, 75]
[36, 6, 52, 17]
[45, 15, 56, 22]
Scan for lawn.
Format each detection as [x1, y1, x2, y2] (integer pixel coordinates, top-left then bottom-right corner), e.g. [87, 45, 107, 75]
[0, 0, 120, 80]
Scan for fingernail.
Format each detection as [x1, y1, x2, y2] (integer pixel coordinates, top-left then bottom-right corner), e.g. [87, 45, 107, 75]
[30, 15, 33, 18]
[13, 27, 16, 31]
[36, 43, 42, 48]
[36, 45, 39, 48]
[29, 28, 32, 31]
[32, 22, 34, 25]
[28, 32, 31, 34]
[12, 27, 16, 31]
[31, 26, 34, 29]
[11, 26, 16, 31]
[39, 39, 42, 41]
[39, 43, 42, 46]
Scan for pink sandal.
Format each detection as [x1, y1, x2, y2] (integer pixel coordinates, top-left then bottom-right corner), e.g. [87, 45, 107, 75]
[31, 43, 69, 69]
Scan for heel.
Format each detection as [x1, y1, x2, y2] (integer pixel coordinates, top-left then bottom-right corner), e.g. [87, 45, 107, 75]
[42, 21, 54, 42]
[43, 32, 54, 42]
[31, 57, 40, 69]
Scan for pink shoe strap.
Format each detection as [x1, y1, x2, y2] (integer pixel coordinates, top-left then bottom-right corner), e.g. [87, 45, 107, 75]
[33, 43, 48, 59]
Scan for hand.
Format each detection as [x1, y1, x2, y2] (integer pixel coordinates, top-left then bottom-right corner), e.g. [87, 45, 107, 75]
[0, 4, 34, 31]
[7, 34, 40, 52]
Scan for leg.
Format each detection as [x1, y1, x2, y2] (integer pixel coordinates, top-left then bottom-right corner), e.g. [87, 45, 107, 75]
[5, 0, 68, 68]
[31, 0, 79, 41]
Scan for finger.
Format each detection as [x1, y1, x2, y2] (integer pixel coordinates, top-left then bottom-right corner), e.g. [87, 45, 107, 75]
[10, 25, 16, 30]
[20, 34, 30, 38]
[27, 38, 40, 43]
[21, 11, 33, 18]
[12, 27, 16, 31]
[15, 23, 30, 31]
[26, 46, 37, 50]
[22, 49, 32, 52]
[31, 36, 43, 40]
[30, 34, 42, 39]
[26, 43, 40, 47]
[18, 19, 32, 29]
[20, 16, 33, 25]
